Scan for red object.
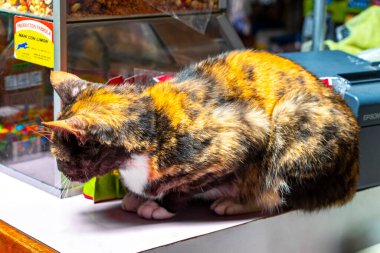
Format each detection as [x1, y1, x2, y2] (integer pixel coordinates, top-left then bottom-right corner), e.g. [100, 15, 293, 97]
[106, 75, 124, 85]
[321, 78, 331, 87]
[83, 193, 94, 200]
[153, 74, 173, 83]
[106, 74, 173, 86]
[320, 77, 333, 88]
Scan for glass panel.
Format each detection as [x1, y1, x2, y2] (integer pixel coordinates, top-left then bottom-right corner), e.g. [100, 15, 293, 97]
[0, 13, 75, 196]
[67, 15, 230, 81]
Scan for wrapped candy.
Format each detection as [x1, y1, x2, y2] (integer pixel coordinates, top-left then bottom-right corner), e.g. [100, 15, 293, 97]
[0, 0, 52, 16]
[28, 0, 53, 16]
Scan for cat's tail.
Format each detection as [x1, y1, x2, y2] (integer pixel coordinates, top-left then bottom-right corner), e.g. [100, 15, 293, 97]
[262, 88, 360, 211]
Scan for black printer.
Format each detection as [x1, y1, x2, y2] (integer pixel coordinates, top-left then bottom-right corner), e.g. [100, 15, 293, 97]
[281, 50, 380, 190]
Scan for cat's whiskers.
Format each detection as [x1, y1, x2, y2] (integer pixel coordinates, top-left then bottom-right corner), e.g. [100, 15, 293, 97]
[59, 175, 68, 193]
[31, 130, 53, 143]
[58, 175, 69, 198]
[46, 173, 70, 197]
[62, 176, 72, 198]
[83, 170, 90, 182]
[36, 131, 52, 136]
[65, 182, 72, 198]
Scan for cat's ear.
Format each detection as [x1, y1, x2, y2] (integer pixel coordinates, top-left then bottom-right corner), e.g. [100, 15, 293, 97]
[50, 71, 93, 104]
[42, 118, 87, 144]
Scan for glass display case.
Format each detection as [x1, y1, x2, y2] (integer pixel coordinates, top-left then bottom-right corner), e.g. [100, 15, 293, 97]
[0, 1, 244, 197]
[67, 15, 238, 81]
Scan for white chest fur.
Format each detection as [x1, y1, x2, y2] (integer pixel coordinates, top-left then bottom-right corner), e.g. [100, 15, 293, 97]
[119, 154, 150, 197]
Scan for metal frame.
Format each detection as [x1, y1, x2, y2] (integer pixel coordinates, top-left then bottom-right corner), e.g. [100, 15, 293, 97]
[51, 0, 68, 193]
[53, 0, 67, 119]
[312, 0, 327, 51]
[217, 14, 245, 50]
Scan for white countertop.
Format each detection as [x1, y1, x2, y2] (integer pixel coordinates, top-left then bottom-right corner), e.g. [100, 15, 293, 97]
[0, 172, 259, 253]
[2, 170, 380, 253]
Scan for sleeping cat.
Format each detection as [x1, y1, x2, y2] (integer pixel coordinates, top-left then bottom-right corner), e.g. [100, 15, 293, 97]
[43, 50, 359, 220]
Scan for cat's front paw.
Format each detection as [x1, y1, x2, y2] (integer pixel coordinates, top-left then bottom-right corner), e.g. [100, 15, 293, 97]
[210, 198, 260, 215]
[121, 193, 146, 212]
[137, 200, 176, 220]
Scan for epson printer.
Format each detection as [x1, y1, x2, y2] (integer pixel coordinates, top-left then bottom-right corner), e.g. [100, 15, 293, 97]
[281, 50, 380, 190]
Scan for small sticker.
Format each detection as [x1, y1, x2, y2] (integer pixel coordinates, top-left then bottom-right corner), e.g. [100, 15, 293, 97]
[14, 16, 54, 68]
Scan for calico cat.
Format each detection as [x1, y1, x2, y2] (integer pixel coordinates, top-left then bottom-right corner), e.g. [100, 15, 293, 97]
[43, 50, 359, 220]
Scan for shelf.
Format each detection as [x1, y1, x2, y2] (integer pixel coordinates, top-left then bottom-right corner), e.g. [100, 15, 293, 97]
[66, 10, 223, 24]
[0, 8, 52, 21]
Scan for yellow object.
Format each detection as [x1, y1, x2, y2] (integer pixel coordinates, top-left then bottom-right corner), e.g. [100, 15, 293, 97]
[14, 16, 54, 68]
[325, 6, 380, 55]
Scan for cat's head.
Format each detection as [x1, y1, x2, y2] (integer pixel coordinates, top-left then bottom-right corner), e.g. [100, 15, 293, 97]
[43, 71, 132, 182]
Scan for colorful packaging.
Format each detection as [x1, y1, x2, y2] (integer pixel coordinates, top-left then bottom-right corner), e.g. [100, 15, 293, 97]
[83, 170, 127, 203]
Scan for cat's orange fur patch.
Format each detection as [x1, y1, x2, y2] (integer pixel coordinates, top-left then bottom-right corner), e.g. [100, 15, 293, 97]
[70, 90, 132, 127]
[148, 157, 162, 180]
[147, 82, 191, 128]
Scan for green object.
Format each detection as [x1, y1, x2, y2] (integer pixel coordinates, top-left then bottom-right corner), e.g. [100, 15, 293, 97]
[83, 170, 127, 203]
[304, 0, 365, 23]
[325, 6, 380, 54]
[327, 1, 350, 23]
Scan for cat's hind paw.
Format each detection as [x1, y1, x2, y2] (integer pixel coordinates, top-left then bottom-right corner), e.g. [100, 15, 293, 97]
[210, 198, 260, 216]
[137, 200, 176, 220]
[121, 193, 145, 212]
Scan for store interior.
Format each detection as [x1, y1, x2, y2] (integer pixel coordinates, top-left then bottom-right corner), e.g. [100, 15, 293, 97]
[1, 0, 380, 252]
